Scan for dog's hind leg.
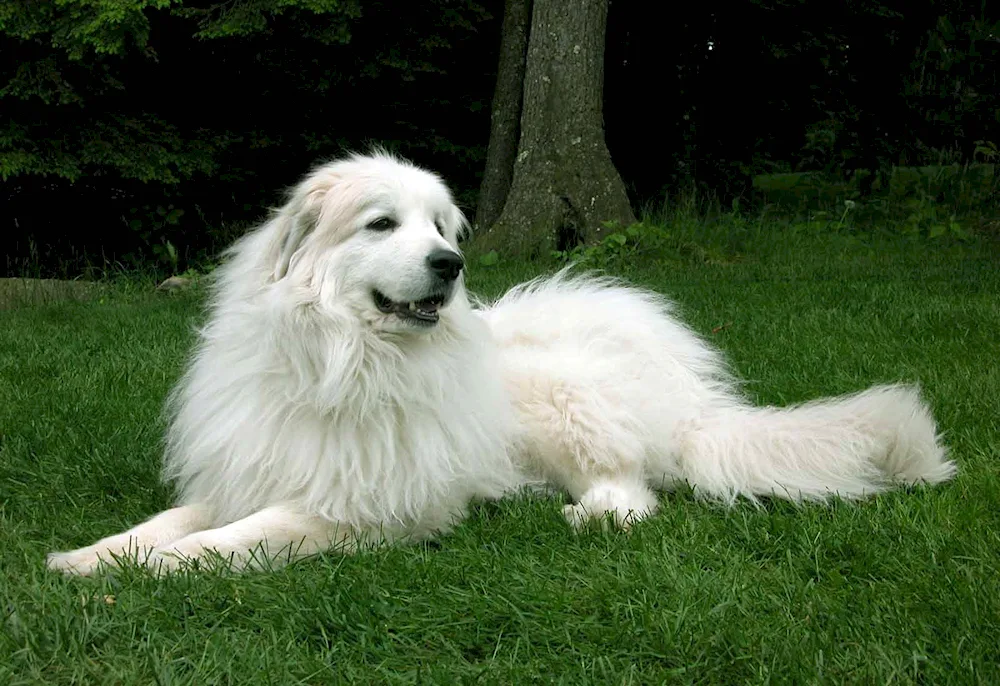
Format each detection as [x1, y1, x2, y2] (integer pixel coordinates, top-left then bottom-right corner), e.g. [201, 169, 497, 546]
[562, 475, 659, 531]
[513, 374, 659, 530]
[46, 504, 215, 576]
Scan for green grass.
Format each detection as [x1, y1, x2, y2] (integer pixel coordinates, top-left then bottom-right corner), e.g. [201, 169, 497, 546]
[753, 163, 997, 216]
[2, 225, 999, 684]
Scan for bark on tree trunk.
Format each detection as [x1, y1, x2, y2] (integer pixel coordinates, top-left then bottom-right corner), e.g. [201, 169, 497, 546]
[475, 0, 532, 232]
[477, 0, 635, 257]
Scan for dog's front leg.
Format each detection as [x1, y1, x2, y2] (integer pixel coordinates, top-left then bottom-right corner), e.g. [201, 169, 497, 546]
[47, 504, 215, 575]
[143, 504, 357, 574]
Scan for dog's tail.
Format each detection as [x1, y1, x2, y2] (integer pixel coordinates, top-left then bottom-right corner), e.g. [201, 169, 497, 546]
[676, 384, 956, 503]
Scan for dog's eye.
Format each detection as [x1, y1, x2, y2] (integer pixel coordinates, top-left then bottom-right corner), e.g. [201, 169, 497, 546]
[366, 217, 398, 231]
[435, 220, 445, 237]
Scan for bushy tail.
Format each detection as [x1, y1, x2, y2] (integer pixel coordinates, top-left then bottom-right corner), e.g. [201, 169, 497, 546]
[677, 384, 956, 503]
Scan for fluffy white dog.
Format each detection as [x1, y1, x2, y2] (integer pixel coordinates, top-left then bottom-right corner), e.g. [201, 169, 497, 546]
[48, 151, 956, 575]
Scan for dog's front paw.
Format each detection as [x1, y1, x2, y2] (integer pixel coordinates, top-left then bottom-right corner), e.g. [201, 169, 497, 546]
[46, 547, 113, 576]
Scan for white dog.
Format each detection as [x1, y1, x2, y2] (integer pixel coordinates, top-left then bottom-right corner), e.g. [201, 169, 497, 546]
[47, 151, 957, 575]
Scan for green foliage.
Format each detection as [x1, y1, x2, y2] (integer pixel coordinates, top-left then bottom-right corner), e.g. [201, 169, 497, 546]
[793, 200, 858, 234]
[542, 168, 994, 278]
[897, 199, 970, 241]
[974, 139, 999, 163]
[0, 0, 177, 59]
[4, 0, 999, 276]
[798, 118, 848, 175]
[0, 0, 492, 186]
[550, 221, 672, 269]
[123, 202, 185, 269]
[2, 0, 501, 278]
[547, 217, 744, 271]
[0, 0, 359, 55]
[1, 115, 220, 183]
[0, 1, 361, 184]
[756, 161, 997, 232]
[174, 0, 359, 41]
[477, 250, 500, 268]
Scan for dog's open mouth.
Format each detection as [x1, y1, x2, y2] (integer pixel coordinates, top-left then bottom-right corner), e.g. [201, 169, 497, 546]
[373, 290, 446, 325]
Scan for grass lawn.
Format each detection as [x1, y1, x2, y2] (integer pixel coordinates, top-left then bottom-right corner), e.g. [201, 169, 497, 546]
[2, 226, 999, 684]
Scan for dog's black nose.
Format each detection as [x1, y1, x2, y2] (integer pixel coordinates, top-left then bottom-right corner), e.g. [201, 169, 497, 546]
[427, 249, 464, 282]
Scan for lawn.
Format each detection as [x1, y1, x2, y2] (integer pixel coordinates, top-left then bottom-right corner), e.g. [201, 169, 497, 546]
[2, 225, 999, 684]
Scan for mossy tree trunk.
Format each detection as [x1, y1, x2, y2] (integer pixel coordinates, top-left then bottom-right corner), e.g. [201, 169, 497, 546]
[476, 0, 635, 257]
[475, 0, 532, 232]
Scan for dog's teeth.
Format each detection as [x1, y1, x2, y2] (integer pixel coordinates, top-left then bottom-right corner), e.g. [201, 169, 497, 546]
[409, 302, 417, 311]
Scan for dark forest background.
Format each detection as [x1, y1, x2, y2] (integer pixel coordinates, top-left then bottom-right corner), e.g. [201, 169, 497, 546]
[2, 0, 998, 278]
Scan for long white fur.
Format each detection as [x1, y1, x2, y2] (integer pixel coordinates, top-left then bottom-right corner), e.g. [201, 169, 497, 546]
[47, 151, 956, 576]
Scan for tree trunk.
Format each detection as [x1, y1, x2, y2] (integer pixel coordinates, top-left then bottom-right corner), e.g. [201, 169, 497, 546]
[478, 0, 635, 257]
[475, 0, 532, 232]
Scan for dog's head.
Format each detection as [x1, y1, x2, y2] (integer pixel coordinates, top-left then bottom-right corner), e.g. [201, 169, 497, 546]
[264, 150, 470, 334]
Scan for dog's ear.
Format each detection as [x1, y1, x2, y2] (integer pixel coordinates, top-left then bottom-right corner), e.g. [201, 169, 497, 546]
[449, 203, 472, 244]
[271, 186, 326, 281]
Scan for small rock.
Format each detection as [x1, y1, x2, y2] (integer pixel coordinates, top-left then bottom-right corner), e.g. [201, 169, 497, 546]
[157, 276, 193, 292]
